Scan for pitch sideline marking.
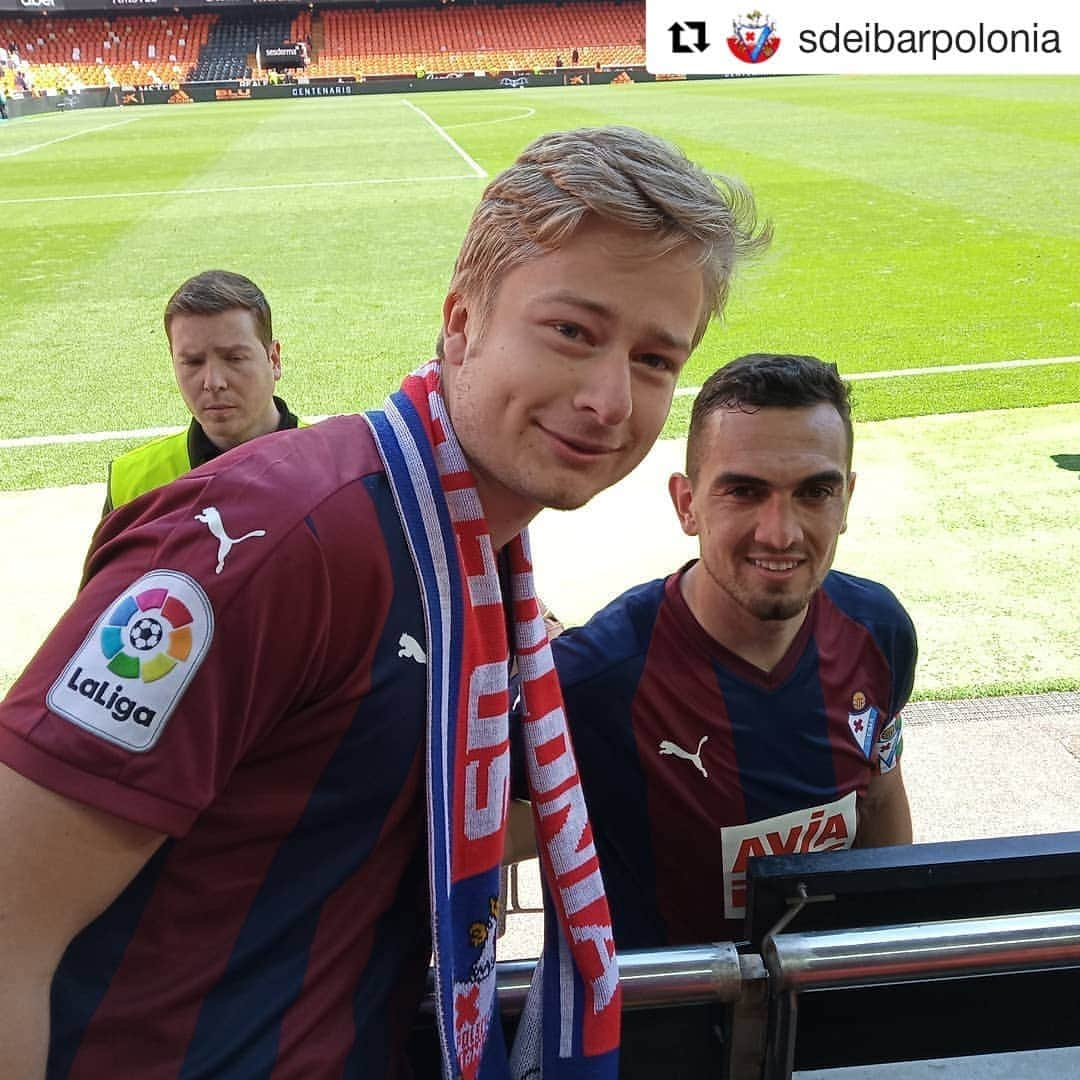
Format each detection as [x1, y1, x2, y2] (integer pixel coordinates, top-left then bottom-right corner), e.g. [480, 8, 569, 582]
[444, 107, 537, 129]
[0, 171, 480, 207]
[0, 116, 141, 159]
[673, 355, 1080, 397]
[3, 358, 1077, 451]
[2, 113, 64, 126]
[401, 98, 487, 178]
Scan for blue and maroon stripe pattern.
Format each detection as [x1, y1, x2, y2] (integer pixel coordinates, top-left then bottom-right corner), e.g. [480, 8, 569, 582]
[554, 567, 916, 949]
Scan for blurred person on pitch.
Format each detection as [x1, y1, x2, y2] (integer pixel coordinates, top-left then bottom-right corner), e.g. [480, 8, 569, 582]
[103, 270, 303, 513]
[547, 353, 915, 949]
[0, 127, 767, 1078]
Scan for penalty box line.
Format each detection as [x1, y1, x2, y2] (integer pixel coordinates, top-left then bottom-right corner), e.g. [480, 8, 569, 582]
[5, 358, 1077, 451]
[401, 99, 487, 178]
[674, 355, 1080, 397]
[0, 116, 142, 160]
[0, 172, 481, 207]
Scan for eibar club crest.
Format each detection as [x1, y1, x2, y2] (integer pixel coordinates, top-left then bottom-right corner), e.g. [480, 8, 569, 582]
[848, 693, 879, 760]
[727, 11, 780, 64]
[451, 897, 500, 1078]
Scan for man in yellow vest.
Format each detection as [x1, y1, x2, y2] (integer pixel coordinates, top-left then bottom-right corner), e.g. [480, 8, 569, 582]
[105, 270, 303, 512]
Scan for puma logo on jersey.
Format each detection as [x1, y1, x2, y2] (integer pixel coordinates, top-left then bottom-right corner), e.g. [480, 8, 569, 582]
[194, 507, 266, 574]
[659, 735, 709, 778]
[398, 633, 426, 664]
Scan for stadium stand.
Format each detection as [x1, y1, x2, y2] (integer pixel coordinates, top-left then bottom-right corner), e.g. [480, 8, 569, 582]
[306, 1, 644, 78]
[189, 10, 295, 83]
[2, 0, 643, 94]
[0, 13, 213, 91]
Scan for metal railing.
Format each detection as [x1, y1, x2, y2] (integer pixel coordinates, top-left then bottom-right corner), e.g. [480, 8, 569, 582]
[422, 908, 1080, 1078]
[764, 907, 1080, 990]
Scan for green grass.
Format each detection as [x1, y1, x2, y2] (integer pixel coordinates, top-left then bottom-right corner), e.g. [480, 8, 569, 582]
[1, 78, 1078, 485]
[663, 362, 1080, 438]
[1, 77, 1078, 701]
[832, 404, 1080, 698]
[533, 403, 1080, 703]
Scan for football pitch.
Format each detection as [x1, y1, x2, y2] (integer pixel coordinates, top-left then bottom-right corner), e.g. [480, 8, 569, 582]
[0, 76, 1078, 698]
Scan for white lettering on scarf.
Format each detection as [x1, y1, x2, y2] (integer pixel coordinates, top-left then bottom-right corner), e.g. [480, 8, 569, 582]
[465, 661, 510, 841]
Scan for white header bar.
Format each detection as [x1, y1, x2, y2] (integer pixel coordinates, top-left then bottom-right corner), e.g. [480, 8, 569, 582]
[646, 1, 1078, 75]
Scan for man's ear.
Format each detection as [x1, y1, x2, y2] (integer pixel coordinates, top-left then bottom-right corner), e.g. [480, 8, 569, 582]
[840, 470, 856, 534]
[441, 293, 470, 367]
[268, 340, 282, 380]
[668, 473, 699, 537]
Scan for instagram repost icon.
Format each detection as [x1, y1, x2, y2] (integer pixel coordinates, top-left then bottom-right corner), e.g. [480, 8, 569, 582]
[728, 11, 780, 64]
[100, 586, 195, 683]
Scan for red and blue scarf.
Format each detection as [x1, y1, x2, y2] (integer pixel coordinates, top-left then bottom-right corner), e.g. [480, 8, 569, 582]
[366, 362, 621, 1079]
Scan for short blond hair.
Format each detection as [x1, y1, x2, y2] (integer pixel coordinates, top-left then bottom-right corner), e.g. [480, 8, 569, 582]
[445, 126, 770, 350]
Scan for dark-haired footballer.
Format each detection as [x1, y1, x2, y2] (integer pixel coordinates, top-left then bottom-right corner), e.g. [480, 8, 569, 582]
[551, 353, 915, 948]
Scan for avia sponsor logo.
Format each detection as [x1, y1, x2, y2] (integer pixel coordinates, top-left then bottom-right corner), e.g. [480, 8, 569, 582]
[47, 570, 213, 752]
[720, 791, 857, 918]
[728, 11, 780, 63]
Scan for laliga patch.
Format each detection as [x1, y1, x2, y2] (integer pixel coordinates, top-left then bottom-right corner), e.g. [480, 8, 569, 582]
[847, 700, 878, 760]
[47, 570, 214, 752]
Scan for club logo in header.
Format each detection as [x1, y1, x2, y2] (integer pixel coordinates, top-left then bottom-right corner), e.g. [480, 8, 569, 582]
[727, 10, 781, 63]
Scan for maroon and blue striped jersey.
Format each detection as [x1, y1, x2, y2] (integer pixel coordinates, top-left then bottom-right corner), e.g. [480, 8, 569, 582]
[552, 566, 915, 948]
[0, 417, 435, 1078]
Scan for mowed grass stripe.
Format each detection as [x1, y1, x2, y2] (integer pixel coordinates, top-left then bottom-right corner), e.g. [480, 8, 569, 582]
[0, 174, 481, 207]
[0, 98, 489, 441]
[0, 116, 143, 159]
[5, 355, 1076, 451]
[641, 78, 1077, 238]
[3, 405, 1077, 699]
[2, 81, 1077, 452]
[4, 365, 1077, 492]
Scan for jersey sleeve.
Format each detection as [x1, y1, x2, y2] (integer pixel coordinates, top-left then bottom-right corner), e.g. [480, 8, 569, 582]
[0, 425, 388, 837]
[875, 588, 917, 775]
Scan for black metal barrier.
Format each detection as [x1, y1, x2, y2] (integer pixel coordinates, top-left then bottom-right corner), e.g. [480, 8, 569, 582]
[415, 833, 1080, 1078]
[748, 831, 1080, 1072]
[6, 86, 108, 117]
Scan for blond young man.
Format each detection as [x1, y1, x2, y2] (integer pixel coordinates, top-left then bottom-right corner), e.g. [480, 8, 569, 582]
[0, 127, 767, 1078]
